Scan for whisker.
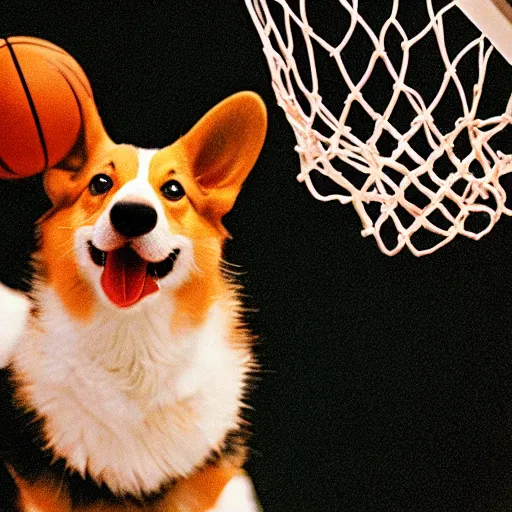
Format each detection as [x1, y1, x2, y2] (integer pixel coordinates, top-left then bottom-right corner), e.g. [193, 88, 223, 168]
[54, 470, 68, 506]
[62, 245, 75, 256]
[192, 237, 248, 279]
[191, 260, 204, 275]
[56, 211, 97, 231]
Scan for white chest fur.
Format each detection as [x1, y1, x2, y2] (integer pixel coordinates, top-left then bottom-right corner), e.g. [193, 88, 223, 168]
[12, 288, 249, 497]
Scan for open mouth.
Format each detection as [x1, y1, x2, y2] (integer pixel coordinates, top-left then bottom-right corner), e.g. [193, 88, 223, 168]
[88, 241, 180, 308]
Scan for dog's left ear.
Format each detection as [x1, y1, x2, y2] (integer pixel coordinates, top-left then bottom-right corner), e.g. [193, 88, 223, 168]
[180, 91, 267, 218]
[44, 81, 113, 208]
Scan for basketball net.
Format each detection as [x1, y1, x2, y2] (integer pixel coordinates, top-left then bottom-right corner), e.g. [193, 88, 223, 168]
[245, 0, 512, 255]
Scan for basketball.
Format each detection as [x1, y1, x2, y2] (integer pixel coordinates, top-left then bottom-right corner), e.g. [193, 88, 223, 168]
[0, 36, 93, 179]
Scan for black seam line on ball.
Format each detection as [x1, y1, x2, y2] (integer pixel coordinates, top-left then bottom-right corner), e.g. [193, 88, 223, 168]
[11, 40, 70, 58]
[58, 59, 93, 99]
[0, 155, 16, 175]
[52, 65, 84, 138]
[5, 37, 49, 171]
[11, 40, 93, 99]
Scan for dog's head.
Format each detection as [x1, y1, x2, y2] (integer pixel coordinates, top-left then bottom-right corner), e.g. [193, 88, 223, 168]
[37, 92, 267, 319]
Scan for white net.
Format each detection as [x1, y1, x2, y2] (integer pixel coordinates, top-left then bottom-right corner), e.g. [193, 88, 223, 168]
[245, 0, 512, 255]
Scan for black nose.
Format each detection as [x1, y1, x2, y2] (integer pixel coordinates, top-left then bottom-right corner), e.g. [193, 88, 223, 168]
[110, 201, 158, 238]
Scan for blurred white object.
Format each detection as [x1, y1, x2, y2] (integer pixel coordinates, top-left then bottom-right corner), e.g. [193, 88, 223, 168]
[209, 474, 262, 512]
[0, 283, 29, 368]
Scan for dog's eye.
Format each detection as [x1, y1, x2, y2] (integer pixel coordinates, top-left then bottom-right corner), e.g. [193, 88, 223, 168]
[89, 174, 113, 196]
[161, 180, 185, 201]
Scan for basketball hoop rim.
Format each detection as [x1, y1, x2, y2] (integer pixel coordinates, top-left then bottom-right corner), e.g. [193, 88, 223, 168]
[456, 0, 512, 65]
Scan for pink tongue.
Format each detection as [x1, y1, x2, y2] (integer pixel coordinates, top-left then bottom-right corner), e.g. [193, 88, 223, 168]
[101, 246, 159, 307]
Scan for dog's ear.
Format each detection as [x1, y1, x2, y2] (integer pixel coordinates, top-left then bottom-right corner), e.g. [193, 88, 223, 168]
[180, 91, 267, 219]
[44, 94, 112, 207]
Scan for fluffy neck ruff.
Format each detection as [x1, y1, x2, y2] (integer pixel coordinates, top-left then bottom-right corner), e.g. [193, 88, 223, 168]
[11, 282, 253, 498]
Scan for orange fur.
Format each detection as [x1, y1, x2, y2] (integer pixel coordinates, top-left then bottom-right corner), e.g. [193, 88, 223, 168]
[14, 464, 240, 512]
[37, 213, 96, 321]
[10, 468, 72, 512]
[38, 145, 143, 321]
[13, 92, 266, 511]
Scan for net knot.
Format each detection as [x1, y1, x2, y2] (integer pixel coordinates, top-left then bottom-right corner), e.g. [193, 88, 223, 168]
[245, 0, 512, 255]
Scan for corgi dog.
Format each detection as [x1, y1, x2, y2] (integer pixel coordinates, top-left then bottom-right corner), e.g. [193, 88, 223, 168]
[0, 90, 267, 511]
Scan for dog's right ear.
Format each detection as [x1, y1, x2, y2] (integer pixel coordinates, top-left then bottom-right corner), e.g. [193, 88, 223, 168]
[179, 91, 267, 221]
[44, 94, 113, 207]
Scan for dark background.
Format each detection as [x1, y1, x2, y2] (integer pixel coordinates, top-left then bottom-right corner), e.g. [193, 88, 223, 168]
[2, 1, 512, 511]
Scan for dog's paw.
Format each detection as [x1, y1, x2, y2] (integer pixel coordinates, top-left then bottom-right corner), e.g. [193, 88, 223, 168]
[0, 283, 29, 367]
[207, 474, 262, 512]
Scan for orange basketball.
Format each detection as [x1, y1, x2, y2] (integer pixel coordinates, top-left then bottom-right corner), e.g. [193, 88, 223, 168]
[0, 36, 93, 179]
